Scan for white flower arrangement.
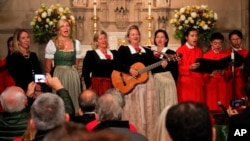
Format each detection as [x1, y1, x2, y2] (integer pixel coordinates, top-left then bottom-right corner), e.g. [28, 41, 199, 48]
[30, 3, 75, 44]
[170, 5, 218, 42]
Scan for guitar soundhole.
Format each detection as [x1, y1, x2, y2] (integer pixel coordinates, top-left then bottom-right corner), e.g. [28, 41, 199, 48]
[120, 72, 126, 86]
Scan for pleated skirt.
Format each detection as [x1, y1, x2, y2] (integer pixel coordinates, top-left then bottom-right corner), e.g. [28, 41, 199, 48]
[53, 65, 81, 113]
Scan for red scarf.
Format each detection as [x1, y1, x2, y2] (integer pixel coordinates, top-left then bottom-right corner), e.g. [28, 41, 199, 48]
[105, 54, 111, 60]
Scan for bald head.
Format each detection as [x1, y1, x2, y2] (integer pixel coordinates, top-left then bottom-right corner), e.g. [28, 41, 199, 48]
[78, 89, 97, 112]
[0, 86, 27, 112]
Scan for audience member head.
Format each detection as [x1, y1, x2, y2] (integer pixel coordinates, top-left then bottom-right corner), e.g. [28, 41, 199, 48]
[153, 105, 171, 141]
[78, 89, 98, 113]
[43, 122, 86, 141]
[93, 30, 109, 49]
[154, 29, 169, 47]
[13, 28, 30, 53]
[181, 27, 198, 46]
[7, 36, 14, 56]
[44, 122, 130, 141]
[0, 86, 27, 112]
[96, 93, 122, 121]
[126, 25, 141, 44]
[166, 102, 213, 141]
[228, 30, 243, 49]
[209, 32, 224, 52]
[105, 88, 125, 108]
[30, 93, 69, 131]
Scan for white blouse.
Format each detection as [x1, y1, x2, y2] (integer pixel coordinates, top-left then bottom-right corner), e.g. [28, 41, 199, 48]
[45, 39, 82, 59]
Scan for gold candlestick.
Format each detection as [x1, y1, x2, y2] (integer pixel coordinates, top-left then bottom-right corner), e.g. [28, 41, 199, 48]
[146, 15, 154, 46]
[91, 16, 99, 34]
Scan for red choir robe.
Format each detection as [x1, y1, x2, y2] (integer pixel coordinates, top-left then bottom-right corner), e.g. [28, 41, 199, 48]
[225, 48, 248, 100]
[176, 44, 204, 103]
[203, 50, 231, 111]
[0, 58, 15, 111]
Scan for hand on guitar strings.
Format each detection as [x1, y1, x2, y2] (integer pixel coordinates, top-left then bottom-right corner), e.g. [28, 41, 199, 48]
[129, 68, 139, 78]
[161, 60, 168, 68]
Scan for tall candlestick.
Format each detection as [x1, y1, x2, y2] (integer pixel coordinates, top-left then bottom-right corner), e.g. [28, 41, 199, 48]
[231, 49, 235, 60]
[94, 0, 97, 16]
[148, 0, 151, 16]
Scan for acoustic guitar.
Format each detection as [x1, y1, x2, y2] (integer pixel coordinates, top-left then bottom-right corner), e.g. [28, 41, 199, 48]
[111, 53, 180, 94]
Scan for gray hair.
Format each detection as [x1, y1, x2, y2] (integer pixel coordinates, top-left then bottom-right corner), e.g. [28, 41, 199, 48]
[0, 86, 27, 112]
[105, 88, 125, 108]
[96, 93, 122, 121]
[31, 93, 65, 130]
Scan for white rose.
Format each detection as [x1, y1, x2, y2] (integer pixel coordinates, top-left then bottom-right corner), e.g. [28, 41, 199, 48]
[70, 15, 75, 21]
[41, 3, 45, 8]
[174, 13, 179, 18]
[58, 7, 64, 13]
[30, 21, 35, 26]
[45, 24, 49, 28]
[180, 15, 186, 21]
[41, 12, 47, 18]
[61, 15, 66, 20]
[202, 24, 208, 30]
[214, 13, 218, 20]
[178, 26, 183, 30]
[49, 21, 54, 26]
[65, 7, 70, 11]
[201, 5, 207, 9]
[47, 8, 52, 13]
[180, 8, 185, 14]
[47, 11, 51, 16]
[191, 12, 197, 18]
[184, 20, 189, 24]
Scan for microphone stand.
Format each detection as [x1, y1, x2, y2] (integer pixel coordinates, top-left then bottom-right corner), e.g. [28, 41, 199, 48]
[231, 49, 236, 100]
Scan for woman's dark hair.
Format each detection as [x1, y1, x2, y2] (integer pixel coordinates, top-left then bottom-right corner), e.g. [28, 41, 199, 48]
[228, 30, 243, 40]
[181, 27, 198, 45]
[154, 29, 169, 47]
[210, 32, 224, 42]
[7, 36, 13, 56]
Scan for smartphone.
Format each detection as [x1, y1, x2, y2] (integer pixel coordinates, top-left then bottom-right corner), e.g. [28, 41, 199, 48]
[34, 74, 46, 83]
[230, 99, 245, 108]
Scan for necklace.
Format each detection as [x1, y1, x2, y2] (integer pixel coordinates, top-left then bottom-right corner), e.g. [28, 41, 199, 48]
[23, 54, 30, 59]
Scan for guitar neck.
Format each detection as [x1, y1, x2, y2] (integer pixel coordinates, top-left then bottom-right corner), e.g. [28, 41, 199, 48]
[138, 61, 162, 74]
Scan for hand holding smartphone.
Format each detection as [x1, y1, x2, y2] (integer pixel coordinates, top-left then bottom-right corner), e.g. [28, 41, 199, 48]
[34, 74, 46, 83]
[230, 99, 245, 108]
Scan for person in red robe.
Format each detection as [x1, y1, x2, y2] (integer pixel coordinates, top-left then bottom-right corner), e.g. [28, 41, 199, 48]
[0, 36, 15, 111]
[0, 36, 15, 93]
[176, 27, 204, 103]
[203, 32, 231, 111]
[225, 30, 248, 100]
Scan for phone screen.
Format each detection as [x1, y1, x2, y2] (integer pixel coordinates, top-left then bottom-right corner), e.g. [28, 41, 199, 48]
[34, 74, 46, 83]
[230, 99, 245, 108]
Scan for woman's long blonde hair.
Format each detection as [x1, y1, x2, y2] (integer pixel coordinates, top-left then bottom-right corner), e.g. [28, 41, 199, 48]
[152, 105, 171, 141]
[12, 28, 30, 54]
[52, 19, 74, 50]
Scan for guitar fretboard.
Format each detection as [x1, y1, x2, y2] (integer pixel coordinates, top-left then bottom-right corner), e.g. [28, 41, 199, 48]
[138, 61, 162, 74]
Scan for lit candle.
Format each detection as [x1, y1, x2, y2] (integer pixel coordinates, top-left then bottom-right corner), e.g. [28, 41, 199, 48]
[94, 0, 97, 16]
[231, 49, 235, 60]
[148, 0, 151, 16]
